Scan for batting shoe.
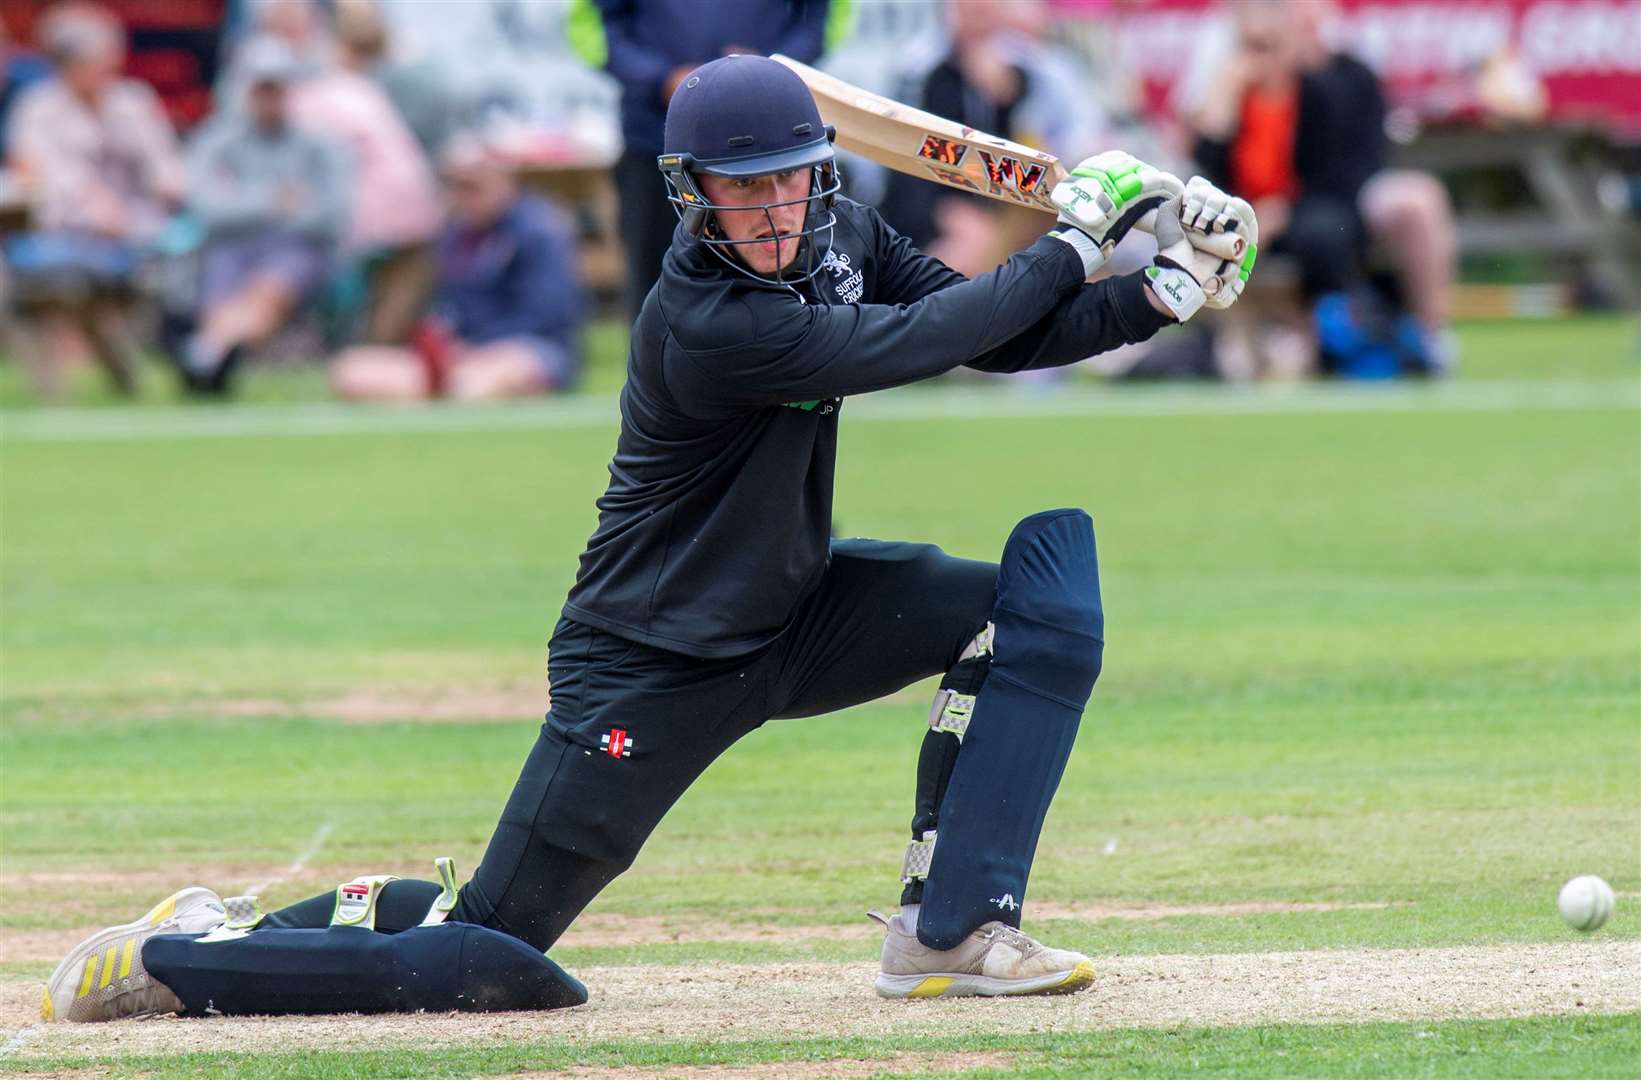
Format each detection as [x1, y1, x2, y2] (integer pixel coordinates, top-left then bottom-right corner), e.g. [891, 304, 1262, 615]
[868, 909, 1095, 999]
[42, 887, 225, 1022]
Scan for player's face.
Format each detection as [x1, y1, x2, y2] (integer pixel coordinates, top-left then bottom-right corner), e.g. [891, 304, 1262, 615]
[698, 170, 812, 275]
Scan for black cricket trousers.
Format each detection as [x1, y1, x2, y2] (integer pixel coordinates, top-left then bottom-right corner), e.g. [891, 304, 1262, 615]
[266, 540, 996, 950]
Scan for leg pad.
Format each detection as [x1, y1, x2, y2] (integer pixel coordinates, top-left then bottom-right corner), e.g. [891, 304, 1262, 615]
[144, 924, 587, 1015]
[916, 509, 1103, 950]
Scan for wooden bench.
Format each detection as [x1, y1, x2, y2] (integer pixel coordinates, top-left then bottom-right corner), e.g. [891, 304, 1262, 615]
[1392, 123, 1639, 304]
[516, 160, 624, 313]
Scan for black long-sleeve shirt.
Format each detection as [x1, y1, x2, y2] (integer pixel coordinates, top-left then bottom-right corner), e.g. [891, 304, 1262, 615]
[562, 198, 1170, 657]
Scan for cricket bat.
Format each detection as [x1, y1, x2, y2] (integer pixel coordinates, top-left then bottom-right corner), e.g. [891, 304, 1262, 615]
[771, 54, 1245, 271]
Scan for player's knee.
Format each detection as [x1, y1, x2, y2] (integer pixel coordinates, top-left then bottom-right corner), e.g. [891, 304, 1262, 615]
[995, 509, 1104, 705]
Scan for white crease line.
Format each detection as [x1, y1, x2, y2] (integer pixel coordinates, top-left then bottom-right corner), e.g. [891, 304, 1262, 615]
[1, 379, 1635, 442]
[0, 1023, 43, 1058]
[240, 821, 335, 896]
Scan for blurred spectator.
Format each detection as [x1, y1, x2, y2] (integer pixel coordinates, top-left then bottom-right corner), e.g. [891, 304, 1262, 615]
[334, 0, 458, 160]
[331, 136, 583, 403]
[223, 0, 440, 347]
[1183, 0, 1454, 376]
[878, 0, 1105, 278]
[175, 38, 347, 395]
[580, 0, 832, 317]
[4, 2, 184, 399]
[1, 18, 51, 162]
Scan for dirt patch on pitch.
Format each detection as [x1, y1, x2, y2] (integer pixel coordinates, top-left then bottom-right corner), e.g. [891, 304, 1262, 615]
[0, 899, 1414, 962]
[7, 940, 1636, 1062]
[1030, 899, 1409, 922]
[18, 681, 551, 726]
[540, 899, 1408, 949]
[528, 1051, 1015, 1079]
[555, 912, 874, 949]
[17, 677, 945, 728]
[309, 682, 551, 724]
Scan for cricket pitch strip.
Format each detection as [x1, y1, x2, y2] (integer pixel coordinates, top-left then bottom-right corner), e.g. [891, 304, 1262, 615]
[3, 939, 1636, 1064]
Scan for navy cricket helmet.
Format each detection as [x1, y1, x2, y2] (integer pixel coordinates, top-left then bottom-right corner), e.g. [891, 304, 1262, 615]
[657, 55, 840, 285]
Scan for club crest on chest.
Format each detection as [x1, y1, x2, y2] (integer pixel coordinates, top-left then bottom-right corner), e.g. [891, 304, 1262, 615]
[820, 247, 864, 303]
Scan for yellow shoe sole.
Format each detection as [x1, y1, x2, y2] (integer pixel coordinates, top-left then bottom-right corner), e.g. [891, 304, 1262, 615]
[878, 958, 1097, 999]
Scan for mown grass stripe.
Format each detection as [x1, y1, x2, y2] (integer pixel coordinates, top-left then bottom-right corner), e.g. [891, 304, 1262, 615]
[1, 1014, 1636, 1080]
[1, 379, 1634, 443]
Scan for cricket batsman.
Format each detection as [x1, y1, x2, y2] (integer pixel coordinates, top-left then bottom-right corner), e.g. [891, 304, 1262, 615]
[46, 56, 1256, 1020]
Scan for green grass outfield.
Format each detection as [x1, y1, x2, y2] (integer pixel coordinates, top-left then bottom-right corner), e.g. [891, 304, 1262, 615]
[0, 314, 1637, 1077]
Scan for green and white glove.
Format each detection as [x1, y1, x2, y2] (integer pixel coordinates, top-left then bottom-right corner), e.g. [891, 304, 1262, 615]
[1146, 181, 1260, 321]
[1180, 176, 1259, 310]
[1049, 151, 1184, 277]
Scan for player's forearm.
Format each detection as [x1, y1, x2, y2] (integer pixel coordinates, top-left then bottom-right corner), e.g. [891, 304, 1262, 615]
[673, 234, 1089, 411]
[965, 272, 1173, 375]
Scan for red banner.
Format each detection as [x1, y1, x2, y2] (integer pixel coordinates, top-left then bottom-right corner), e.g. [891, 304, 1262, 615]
[1062, 0, 1641, 136]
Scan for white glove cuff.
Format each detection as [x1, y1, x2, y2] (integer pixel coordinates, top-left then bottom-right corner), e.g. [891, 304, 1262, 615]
[1049, 227, 1108, 278]
[1145, 263, 1205, 322]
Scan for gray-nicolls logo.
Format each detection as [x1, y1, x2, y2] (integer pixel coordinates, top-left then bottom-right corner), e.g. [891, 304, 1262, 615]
[990, 892, 1019, 912]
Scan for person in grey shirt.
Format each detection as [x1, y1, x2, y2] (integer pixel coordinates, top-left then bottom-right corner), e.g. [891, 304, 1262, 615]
[177, 37, 348, 395]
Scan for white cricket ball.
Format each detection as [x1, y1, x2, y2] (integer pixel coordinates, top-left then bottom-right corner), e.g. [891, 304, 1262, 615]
[1557, 875, 1615, 932]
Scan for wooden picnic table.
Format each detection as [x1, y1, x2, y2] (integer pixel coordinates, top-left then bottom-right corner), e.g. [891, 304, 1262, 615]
[1392, 122, 1638, 301]
[516, 158, 623, 306]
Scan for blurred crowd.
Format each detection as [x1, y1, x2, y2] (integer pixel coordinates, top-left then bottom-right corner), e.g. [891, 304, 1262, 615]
[0, 0, 1632, 402]
[1, 0, 584, 401]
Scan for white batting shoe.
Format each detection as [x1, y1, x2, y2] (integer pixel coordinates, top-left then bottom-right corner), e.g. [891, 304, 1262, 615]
[43, 887, 225, 1022]
[869, 909, 1095, 999]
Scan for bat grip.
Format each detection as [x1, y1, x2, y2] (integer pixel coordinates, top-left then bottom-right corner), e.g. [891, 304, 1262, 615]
[1135, 207, 1246, 260]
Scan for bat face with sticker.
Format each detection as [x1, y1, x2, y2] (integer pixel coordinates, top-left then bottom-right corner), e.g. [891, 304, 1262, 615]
[770, 54, 1248, 279]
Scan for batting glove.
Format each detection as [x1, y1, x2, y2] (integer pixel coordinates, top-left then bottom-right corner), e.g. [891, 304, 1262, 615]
[1144, 181, 1260, 321]
[1181, 176, 1259, 310]
[1048, 151, 1184, 277]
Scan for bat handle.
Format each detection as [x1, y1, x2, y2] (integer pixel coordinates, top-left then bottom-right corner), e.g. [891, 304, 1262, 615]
[1134, 208, 1247, 260]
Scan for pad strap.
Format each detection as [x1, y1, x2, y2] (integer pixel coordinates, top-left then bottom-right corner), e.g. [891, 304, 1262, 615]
[331, 874, 399, 930]
[928, 690, 976, 739]
[927, 623, 993, 740]
[419, 857, 460, 926]
[900, 831, 937, 884]
[222, 895, 264, 931]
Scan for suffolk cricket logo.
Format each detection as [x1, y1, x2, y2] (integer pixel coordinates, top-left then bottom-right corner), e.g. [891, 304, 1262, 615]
[820, 247, 863, 304]
[601, 728, 632, 759]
